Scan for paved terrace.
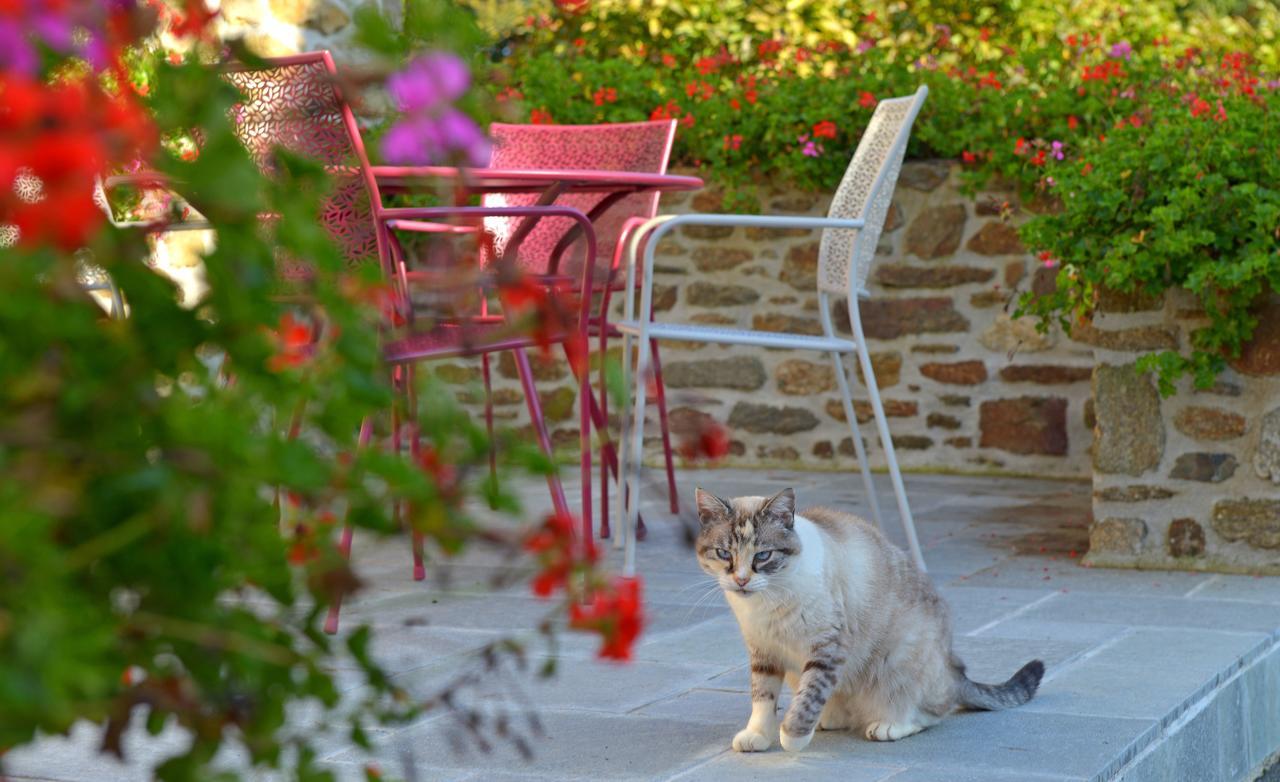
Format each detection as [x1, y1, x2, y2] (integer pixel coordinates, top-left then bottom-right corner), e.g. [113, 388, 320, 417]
[8, 470, 1280, 781]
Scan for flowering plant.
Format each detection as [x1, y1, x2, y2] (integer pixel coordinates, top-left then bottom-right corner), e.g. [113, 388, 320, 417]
[488, 0, 1277, 204]
[1, 1, 643, 778]
[1018, 49, 1280, 392]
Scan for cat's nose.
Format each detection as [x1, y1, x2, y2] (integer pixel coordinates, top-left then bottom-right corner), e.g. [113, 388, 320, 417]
[733, 574, 751, 588]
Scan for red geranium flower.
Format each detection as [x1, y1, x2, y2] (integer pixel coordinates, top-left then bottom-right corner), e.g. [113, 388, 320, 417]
[570, 576, 643, 661]
[858, 91, 877, 108]
[812, 120, 837, 139]
[266, 313, 317, 372]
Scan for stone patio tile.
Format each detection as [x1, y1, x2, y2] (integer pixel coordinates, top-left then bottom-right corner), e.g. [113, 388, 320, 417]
[1, 721, 188, 782]
[957, 558, 1212, 597]
[668, 749, 903, 781]
[883, 766, 1084, 781]
[935, 585, 1055, 634]
[633, 687, 788, 724]
[835, 709, 1155, 779]
[387, 654, 729, 715]
[328, 709, 728, 780]
[920, 539, 1015, 579]
[702, 665, 749, 692]
[950, 635, 1091, 683]
[1023, 628, 1269, 723]
[1187, 574, 1280, 603]
[968, 617, 1129, 646]
[631, 614, 747, 668]
[1020, 591, 1280, 633]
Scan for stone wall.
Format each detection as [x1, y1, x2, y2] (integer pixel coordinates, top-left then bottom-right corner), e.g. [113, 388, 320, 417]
[434, 161, 1098, 477]
[214, 0, 367, 60]
[1087, 292, 1280, 573]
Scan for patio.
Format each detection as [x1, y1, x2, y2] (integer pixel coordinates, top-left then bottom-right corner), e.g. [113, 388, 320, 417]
[9, 469, 1280, 782]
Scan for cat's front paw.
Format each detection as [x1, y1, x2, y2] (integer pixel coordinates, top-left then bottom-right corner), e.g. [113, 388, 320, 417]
[779, 727, 814, 752]
[732, 728, 773, 752]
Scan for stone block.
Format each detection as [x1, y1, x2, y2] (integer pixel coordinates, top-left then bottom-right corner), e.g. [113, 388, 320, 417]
[921, 360, 988, 385]
[856, 351, 903, 388]
[497, 351, 566, 381]
[966, 221, 1025, 255]
[1173, 406, 1247, 441]
[854, 298, 970, 339]
[978, 397, 1069, 455]
[1090, 517, 1148, 556]
[927, 412, 962, 430]
[969, 290, 1009, 308]
[729, 402, 819, 434]
[692, 245, 751, 270]
[998, 365, 1092, 384]
[1253, 407, 1280, 483]
[538, 387, 576, 422]
[826, 398, 918, 423]
[911, 344, 960, 354]
[899, 160, 951, 191]
[685, 281, 758, 307]
[780, 241, 818, 289]
[979, 314, 1054, 353]
[893, 435, 934, 450]
[751, 312, 823, 335]
[663, 357, 767, 390]
[775, 359, 835, 395]
[1230, 292, 1280, 376]
[945, 436, 972, 447]
[1094, 485, 1176, 502]
[1169, 452, 1237, 482]
[305, 0, 351, 34]
[1212, 499, 1280, 549]
[904, 204, 967, 258]
[1092, 364, 1163, 475]
[875, 264, 994, 288]
[1004, 260, 1026, 287]
[1168, 518, 1206, 558]
[1069, 322, 1178, 351]
[940, 394, 970, 407]
[683, 224, 734, 240]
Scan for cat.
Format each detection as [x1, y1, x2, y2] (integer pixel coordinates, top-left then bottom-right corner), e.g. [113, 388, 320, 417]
[694, 486, 1044, 753]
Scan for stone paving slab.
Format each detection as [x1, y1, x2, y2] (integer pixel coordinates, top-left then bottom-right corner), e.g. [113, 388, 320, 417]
[7, 470, 1280, 782]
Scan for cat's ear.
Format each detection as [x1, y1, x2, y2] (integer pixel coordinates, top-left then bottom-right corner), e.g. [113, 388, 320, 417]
[760, 488, 796, 529]
[695, 488, 733, 527]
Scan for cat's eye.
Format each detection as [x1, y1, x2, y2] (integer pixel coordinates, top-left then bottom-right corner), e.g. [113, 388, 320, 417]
[754, 550, 773, 564]
[715, 548, 731, 561]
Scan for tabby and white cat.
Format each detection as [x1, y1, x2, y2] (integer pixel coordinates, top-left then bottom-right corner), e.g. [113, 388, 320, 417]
[695, 487, 1044, 752]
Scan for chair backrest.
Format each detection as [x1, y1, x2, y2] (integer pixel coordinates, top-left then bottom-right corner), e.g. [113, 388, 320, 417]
[817, 87, 928, 297]
[482, 120, 677, 277]
[221, 52, 385, 272]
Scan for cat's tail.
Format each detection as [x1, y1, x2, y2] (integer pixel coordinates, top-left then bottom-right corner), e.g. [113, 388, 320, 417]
[955, 659, 1044, 710]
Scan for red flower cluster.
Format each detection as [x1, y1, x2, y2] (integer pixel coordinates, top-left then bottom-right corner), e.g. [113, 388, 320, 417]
[676, 418, 730, 462]
[267, 313, 317, 372]
[569, 576, 643, 661]
[0, 75, 155, 249]
[529, 108, 555, 124]
[1081, 60, 1125, 83]
[593, 87, 618, 106]
[858, 91, 877, 109]
[524, 511, 592, 597]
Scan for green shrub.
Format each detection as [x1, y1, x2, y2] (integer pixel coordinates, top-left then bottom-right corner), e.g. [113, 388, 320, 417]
[1018, 50, 1280, 392]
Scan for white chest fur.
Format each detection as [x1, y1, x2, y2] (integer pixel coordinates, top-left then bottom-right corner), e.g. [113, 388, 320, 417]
[724, 517, 836, 671]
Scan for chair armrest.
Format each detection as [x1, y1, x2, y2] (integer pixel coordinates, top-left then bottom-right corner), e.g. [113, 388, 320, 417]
[621, 213, 866, 323]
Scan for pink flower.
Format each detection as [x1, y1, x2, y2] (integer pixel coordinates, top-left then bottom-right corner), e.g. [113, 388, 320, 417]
[380, 52, 491, 166]
[1108, 40, 1133, 60]
[1050, 140, 1065, 160]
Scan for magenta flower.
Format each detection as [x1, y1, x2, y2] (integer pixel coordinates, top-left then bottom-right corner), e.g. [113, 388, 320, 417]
[856, 39, 874, 54]
[1050, 140, 1065, 160]
[1108, 41, 1132, 60]
[380, 52, 491, 167]
[0, 0, 121, 75]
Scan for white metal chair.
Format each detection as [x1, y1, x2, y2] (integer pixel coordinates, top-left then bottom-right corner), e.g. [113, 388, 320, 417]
[615, 86, 929, 576]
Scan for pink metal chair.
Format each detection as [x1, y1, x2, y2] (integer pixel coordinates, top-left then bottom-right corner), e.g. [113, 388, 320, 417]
[221, 52, 599, 633]
[481, 121, 682, 543]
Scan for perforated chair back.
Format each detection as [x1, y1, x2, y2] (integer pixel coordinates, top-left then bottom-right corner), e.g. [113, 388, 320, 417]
[817, 87, 928, 296]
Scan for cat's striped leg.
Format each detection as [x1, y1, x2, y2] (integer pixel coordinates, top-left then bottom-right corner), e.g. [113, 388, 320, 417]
[781, 642, 846, 752]
[732, 652, 783, 752]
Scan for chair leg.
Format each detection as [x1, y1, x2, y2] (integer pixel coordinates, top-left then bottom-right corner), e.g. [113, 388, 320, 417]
[598, 323, 611, 540]
[324, 416, 374, 635]
[830, 352, 885, 533]
[622, 336, 652, 577]
[402, 364, 426, 582]
[579, 334, 593, 547]
[650, 340, 677, 520]
[513, 347, 571, 518]
[854, 345, 926, 572]
[482, 353, 498, 510]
